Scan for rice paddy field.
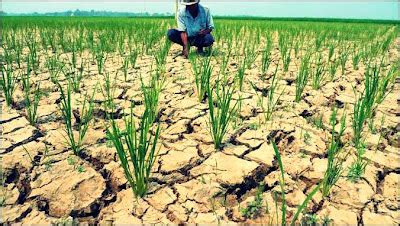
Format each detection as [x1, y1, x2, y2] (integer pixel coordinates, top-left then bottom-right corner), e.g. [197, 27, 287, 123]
[1, 16, 399, 225]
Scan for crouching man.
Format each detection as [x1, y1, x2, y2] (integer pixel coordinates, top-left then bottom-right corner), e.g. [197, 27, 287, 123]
[167, 0, 215, 58]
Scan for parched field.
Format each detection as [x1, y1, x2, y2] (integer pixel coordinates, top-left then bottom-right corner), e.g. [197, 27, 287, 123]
[1, 17, 399, 224]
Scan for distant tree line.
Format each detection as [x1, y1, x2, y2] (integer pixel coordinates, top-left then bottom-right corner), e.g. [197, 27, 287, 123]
[1, 9, 174, 17]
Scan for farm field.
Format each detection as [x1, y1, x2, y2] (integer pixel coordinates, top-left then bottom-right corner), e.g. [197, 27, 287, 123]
[1, 17, 399, 224]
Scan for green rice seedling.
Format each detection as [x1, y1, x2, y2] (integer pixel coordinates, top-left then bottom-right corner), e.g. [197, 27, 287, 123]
[338, 48, 350, 75]
[311, 53, 327, 90]
[250, 65, 284, 122]
[154, 40, 171, 74]
[207, 76, 238, 150]
[328, 60, 340, 80]
[101, 72, 118, 117]
[352, 64, 380, 147]
[261, 36, 273, 75]
[363, 65, 380, 120]
[14, 42, 23, 69]
[0, 65, 17, 106]
[376, 64, 397, 104]
[293, 40, 301, 58]
[218, 53, 230, 76]
[0, 167, 6, 206]
[272, 142, 322, 226]
[129, 50, 138, 69]
[328, 42, 336, 61]
[352, 50, 361, 70]
[352, 92, 368, 148]
[307, 114, 324, 129]
[347, 146, 368, 182]
[236, 58, 246, 91]
[241, 183, 264, 219]
[95, 46, 107, 75]
[295, 53, 311, 102]
[278, 34, 292, 72]
[65, 60, 86, 93]
[27, 40, 39, 73]
[57, 82, 96, 155]
[380, 31, 395, 54]
[315, 33, 326, 51]
[244, 40, 258, 69]
[106, 104, 161, 198]
[22, 74, 41, 125]
[191, 56, 212, 102]
[301, 213, 319, 225]
[141, 72, 164, 124]
[272, 142, 286, 225]
[122, 55, 129, 82]
[320, 108, 347, 197]
[46, 55, 63, 84]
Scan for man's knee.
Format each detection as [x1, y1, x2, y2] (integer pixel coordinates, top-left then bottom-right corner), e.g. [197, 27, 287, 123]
[167, 29, 184, 45]
[167, 29, 176, 40]
[203, 34, 214, 47]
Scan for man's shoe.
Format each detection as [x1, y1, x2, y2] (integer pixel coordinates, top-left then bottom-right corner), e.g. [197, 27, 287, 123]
[197, 47, 207, 56]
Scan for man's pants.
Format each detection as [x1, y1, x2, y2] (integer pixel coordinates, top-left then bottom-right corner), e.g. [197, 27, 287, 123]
[167, 29, 214, 48]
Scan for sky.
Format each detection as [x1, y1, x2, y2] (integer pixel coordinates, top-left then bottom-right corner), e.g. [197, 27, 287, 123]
[2, 1, 399, 20]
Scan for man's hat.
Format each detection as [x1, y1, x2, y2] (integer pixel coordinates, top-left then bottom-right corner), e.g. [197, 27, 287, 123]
[181, 0, 199, 6]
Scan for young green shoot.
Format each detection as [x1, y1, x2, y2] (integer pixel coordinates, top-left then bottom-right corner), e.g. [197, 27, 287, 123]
[207, 75, 238, 150]
[106, 104, 161, 198]
[57, 82, 96, 155]
[22, 73, 41, 125]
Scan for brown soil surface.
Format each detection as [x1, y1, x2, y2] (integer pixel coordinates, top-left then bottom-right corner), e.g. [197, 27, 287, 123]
[1, 37, 399, 225]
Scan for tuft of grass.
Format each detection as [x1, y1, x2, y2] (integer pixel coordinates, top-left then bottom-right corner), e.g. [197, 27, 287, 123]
[22, 73, 41, 125]
[191, 56, 212, 102]
[295, 53, 311, 102]
[141, 72, 164, 124]
[347, 144, 368, 182]
[207, 76, 238, 150]
[311, 53, 327, 90]
[338, 47, 350, 75]
[328, 60, 340, 81]
[352, 64, 380, 147]
[321, 107, 347, 197]
[250, 64, 284, 122]
[0, 65, 17, 106]
[240, 183, 265, 219]
[261, 37, 273, 75]
[272, 142, 322, 226]
[106, 104, 160, 198]
[57, 82, 96, 155]
[236, 58, 246, 91]
[376, 64, 397, 104]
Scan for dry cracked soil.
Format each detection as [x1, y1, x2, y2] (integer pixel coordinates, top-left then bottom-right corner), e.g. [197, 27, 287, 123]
[1, 38, 399, 225]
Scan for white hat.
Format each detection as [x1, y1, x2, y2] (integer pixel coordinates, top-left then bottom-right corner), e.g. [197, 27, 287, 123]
[181, 0, 199, 6]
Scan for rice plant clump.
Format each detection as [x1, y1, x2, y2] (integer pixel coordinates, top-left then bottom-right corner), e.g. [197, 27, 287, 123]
[0, 65, 17, 106]
[321, 108, 347, 197]
[22, 73, 41, 125]
[207, 76, 238, 150]
[58, 82, 96, 155]
[272, 142, 322, 225]
[106, 105, 160, 198]
[141, 72, 165, 123]
[250, 64, 284, 123]
[191, 56, 212, 102]
[295, 53, 311, 102]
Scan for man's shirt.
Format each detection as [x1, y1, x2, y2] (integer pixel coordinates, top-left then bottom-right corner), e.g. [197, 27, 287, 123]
[177, 4, 214, 37]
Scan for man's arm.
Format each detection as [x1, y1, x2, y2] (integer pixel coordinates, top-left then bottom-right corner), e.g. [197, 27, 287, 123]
[199, 7, 214, 35]
[181, 31, 189, 58]
[177, 9, 189, 58]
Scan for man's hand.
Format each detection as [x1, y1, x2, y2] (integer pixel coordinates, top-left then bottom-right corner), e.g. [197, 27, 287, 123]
[199, 29, 211, 36]
[182, 47, 189, 59]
